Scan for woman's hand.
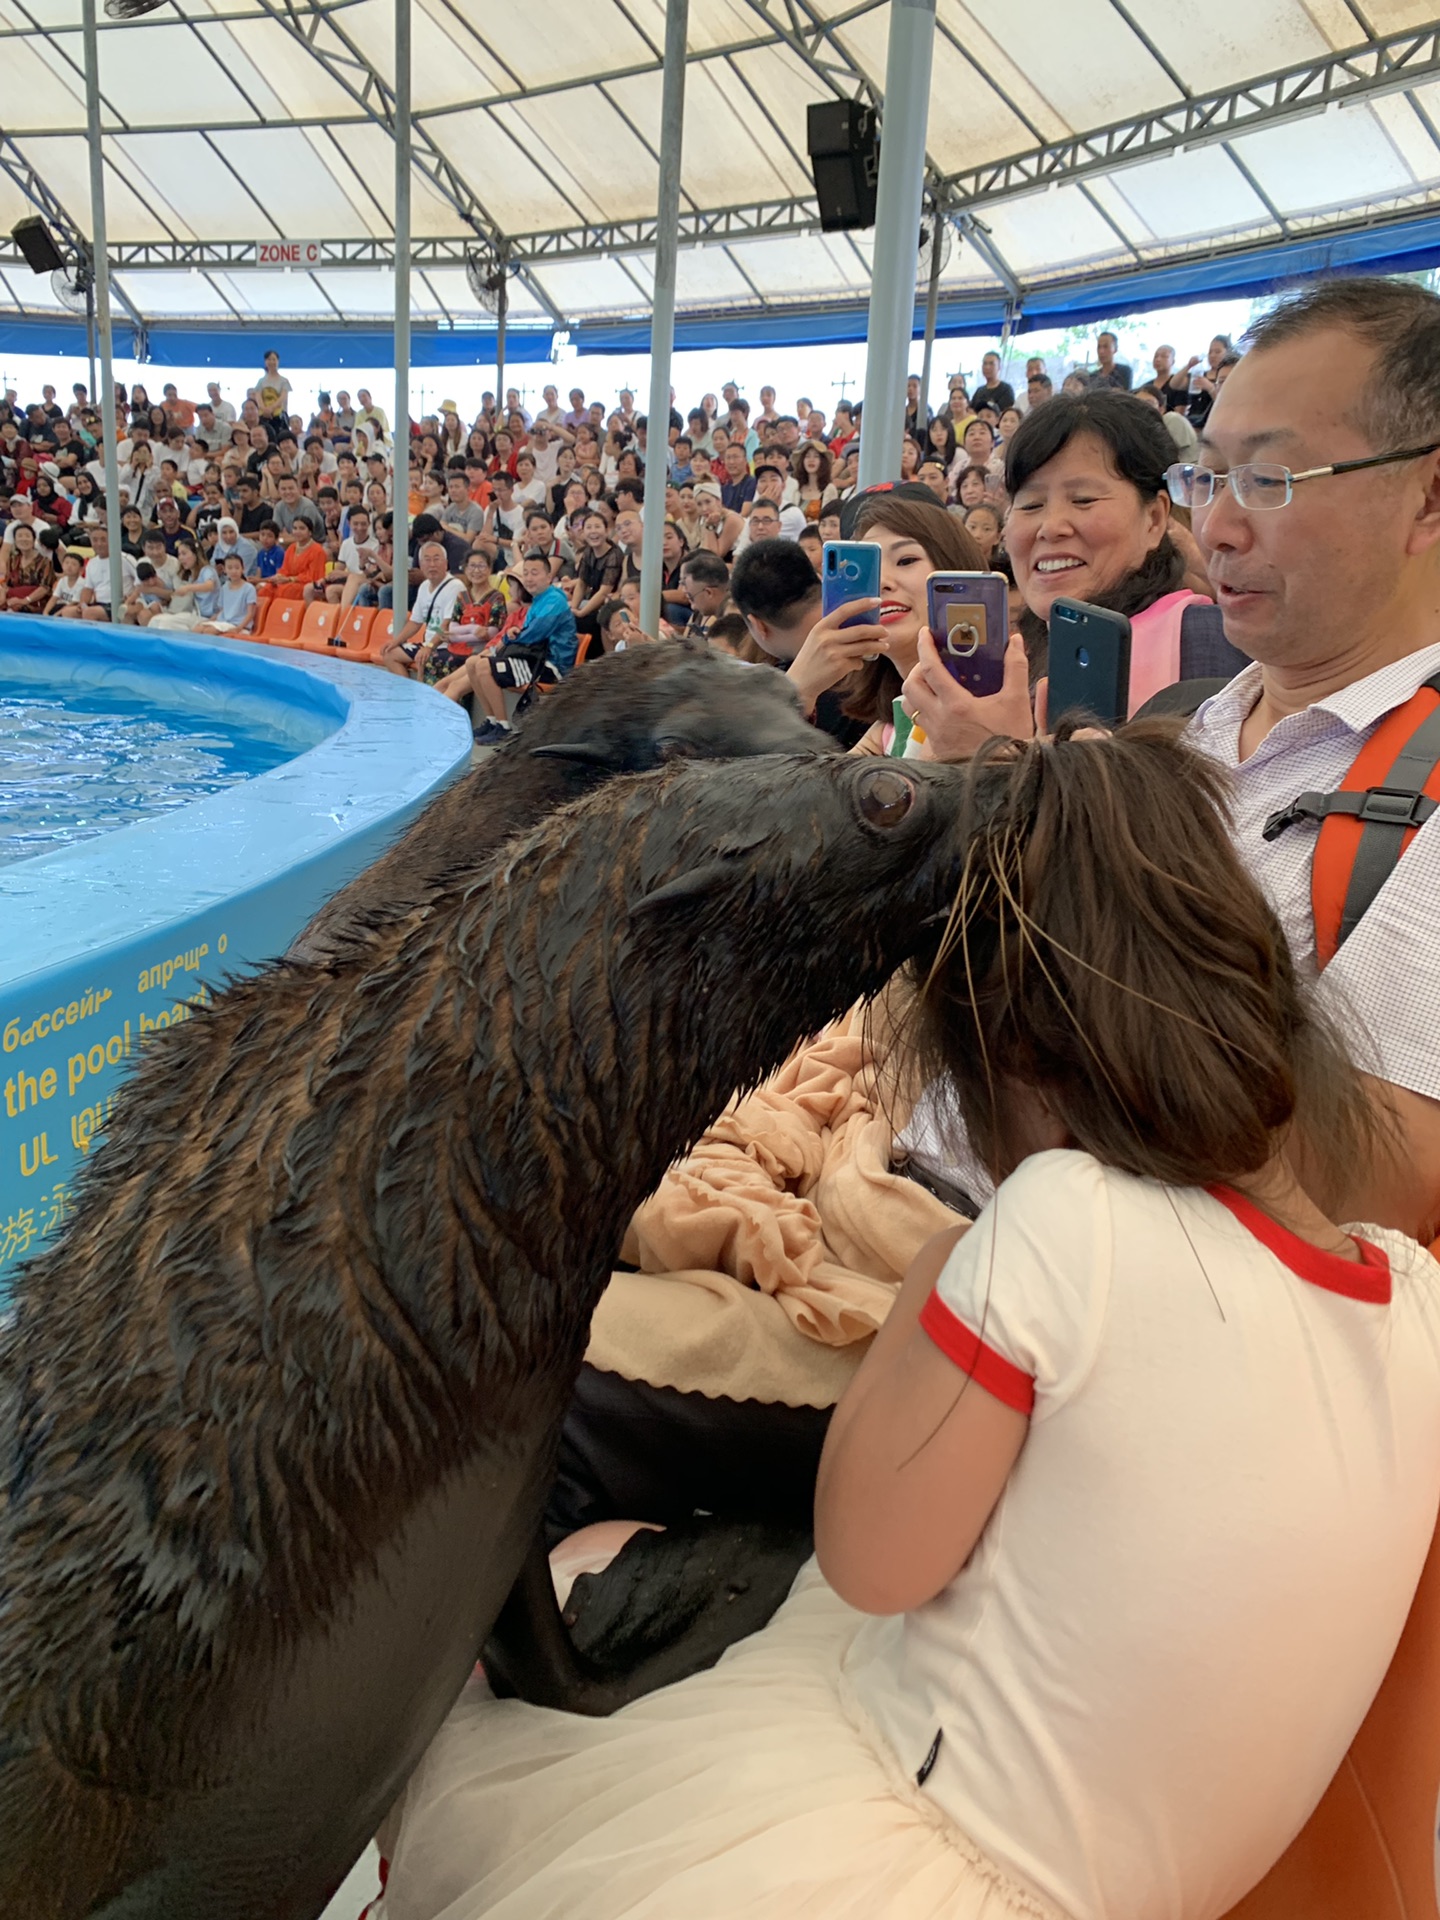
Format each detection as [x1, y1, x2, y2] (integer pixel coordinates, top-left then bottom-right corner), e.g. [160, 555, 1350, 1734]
[902, 627, 1034, 761]
[785, 599, 888, 712]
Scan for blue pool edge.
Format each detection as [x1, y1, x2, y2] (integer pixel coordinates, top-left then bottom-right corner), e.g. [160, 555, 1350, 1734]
[0, 617, 471, 1290]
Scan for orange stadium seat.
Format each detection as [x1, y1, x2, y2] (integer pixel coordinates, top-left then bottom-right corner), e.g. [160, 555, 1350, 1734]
[1223, 1511, 1440, 1920]
[263, 600, 306, 649]
[327, 607, 378, 661]
[297, 601, 341, 652]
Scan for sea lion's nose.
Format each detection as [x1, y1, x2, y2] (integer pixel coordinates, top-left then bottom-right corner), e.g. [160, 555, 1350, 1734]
[854, 765, 918, 830]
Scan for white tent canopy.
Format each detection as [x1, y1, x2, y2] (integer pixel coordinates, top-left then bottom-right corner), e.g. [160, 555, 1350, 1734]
[3, 0, 1440, 346]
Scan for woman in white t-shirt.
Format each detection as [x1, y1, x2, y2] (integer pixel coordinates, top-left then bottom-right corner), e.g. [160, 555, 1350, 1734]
[375, 729, 1440, 1920]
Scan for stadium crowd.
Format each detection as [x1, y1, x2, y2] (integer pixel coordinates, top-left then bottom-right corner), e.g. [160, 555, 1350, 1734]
[0, 329, 1240, 741]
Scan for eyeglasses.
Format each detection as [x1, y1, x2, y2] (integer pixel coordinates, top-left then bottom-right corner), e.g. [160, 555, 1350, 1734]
[1166, 440, 1440, 511]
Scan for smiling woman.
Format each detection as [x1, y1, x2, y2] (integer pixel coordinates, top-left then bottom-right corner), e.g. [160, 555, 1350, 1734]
[842, 497, 984, 754]
[1004, 392, 1216, 714]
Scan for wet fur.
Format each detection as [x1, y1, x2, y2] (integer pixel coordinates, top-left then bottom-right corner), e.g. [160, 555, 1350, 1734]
[291, 639, 828, 967]
[0, 753, 966, 1919]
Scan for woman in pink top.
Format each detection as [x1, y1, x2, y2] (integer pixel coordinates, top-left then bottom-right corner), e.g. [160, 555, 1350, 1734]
[373, 733, 1440, 1920]
[1002, 389, 1218, 715]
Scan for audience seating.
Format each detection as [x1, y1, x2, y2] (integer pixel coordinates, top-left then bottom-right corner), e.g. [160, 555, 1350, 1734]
[297, 601, 341, 653]
[262, 600, 305, 649]
[327, 606, 378, 660]
[366, 613, 400, 663]
[1223, 1513, 1440, 1919]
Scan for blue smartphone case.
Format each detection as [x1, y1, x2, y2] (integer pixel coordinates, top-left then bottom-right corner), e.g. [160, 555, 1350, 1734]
[821, 541, 882, 628]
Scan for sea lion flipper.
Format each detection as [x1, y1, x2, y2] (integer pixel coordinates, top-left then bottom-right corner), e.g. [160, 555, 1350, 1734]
[483, 1526, 617, 1713]
[483, 1520, 813, 1719]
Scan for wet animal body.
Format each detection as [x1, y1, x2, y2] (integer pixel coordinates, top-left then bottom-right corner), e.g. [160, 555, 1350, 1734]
[0, 754, 968, 1920]
[292, 638, 828, 967]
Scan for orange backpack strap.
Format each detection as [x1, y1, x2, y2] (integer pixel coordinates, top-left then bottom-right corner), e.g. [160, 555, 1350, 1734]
[1263, 675, 1440, 970]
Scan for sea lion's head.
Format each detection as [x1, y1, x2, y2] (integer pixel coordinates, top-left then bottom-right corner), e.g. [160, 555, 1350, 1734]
[522, 639, 829, 771]
[489, 754, 971, 1115]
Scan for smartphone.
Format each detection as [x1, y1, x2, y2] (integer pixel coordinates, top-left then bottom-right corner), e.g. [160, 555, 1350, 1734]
[927, 572, 1009, 697]
[821, 540, 882, 628]
[1046, 598, 1132, 728]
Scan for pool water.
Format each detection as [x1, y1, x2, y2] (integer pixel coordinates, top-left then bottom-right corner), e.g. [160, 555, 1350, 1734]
[0, 681, 299, 867]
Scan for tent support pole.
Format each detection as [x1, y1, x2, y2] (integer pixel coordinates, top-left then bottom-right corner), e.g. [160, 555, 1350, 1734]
[82, 0, 124, 627]
[85, 279, 97, 413]
[917, 200, 945, 430]
[639, 0, 689, 641]
[857, 0, 936, 493]
[393, 0, 411, 641]
[495, 270, 507, 421]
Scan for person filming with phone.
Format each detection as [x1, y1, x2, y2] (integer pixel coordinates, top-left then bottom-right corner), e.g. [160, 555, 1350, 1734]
[905, 277, 1440, 1251]
[904, 391, 1243, 756]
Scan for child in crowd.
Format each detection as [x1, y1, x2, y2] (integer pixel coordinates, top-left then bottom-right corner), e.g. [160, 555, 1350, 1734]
[42, 546, 86, 616]
[122, 559, 167, 624]
[194, 552, 258, 636]
[251, 522, 284, 582]
[375, 726, 1440, 1920]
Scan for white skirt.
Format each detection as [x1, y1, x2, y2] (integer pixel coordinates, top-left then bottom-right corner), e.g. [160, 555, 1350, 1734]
[375, 1563, 1067, 1920]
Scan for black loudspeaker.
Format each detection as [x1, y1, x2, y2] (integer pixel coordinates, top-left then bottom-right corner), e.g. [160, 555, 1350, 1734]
[11, 216, 66, 276]
[806, 100, 879, 233]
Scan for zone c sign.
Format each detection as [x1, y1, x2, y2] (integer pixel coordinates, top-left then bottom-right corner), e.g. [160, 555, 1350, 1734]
[254, 241, 322, 267]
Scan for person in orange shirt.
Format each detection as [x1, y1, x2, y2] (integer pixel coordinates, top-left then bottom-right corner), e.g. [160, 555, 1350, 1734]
[257, 514, 328, 602]
[162, 382, 196, 430]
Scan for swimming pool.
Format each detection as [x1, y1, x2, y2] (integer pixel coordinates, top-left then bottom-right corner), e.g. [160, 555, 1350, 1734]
[0, 679, 304, 867]
[0, 619, 471, 1297]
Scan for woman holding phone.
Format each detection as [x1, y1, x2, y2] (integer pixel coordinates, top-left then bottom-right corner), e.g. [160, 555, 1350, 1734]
[903, 391, 1232, 757]
[839, 496, 986, 758]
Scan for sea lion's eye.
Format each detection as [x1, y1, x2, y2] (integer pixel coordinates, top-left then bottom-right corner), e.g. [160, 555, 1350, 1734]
[856, 766, 916, 829]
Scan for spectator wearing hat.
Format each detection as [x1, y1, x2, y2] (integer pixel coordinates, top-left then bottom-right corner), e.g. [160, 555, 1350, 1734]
[693, 480, 743, 558]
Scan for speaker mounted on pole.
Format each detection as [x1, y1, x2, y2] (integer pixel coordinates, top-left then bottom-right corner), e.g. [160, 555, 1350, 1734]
[11, 216, 67, 277]
[806, 100, 879, 233]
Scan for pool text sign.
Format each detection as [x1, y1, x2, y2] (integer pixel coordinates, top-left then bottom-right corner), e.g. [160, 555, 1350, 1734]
[0, 933, 232, 1286]
[252, 241, 322, 267]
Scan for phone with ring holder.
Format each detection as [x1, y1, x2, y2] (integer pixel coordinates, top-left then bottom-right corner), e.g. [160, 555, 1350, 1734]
[926, 572, 1010, 697]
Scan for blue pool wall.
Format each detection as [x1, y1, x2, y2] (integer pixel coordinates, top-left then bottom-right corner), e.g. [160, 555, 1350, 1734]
[0, 617, 472, 1293]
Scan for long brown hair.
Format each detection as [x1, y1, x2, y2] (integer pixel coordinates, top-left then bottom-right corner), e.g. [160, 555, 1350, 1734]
[899, 721, 1377, 1208]
[842, 497, 984, 723]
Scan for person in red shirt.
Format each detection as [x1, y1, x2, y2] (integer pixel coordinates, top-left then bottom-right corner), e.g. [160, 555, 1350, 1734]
[258, 514, 328, 602]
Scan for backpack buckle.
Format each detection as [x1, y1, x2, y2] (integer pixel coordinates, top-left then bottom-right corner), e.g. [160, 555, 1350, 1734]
[1355, 786, 1437, 829]
[1264, 786, 1437, 841]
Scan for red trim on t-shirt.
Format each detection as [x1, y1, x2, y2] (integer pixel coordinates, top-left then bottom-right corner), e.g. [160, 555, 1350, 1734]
[1207, 1186, 1391, 1304]
[919, 1291, 1036, 1415]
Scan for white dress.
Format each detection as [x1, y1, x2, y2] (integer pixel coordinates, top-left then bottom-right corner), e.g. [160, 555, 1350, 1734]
[376, 1564, 1060, 1920]
[375, 1156, 1440, 1920]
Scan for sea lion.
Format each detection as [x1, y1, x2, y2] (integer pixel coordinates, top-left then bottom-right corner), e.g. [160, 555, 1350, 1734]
[291, 638, 829, 967]
[0, 753, 970, 1920]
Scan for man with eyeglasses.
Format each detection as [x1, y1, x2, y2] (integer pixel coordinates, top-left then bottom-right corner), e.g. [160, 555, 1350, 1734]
[906, 276, 1440, 1248]
[1170, 277, 1440, 1245]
